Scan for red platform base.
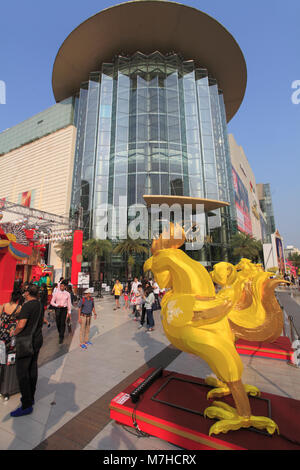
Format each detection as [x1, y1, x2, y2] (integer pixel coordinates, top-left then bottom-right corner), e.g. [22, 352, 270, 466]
[110, 369, 300, 450]
[236, 336, 293, 361]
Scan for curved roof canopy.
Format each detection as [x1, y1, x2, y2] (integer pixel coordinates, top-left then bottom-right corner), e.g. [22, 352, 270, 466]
[143, 195, 230, 213]
[52, 1, 247, 122]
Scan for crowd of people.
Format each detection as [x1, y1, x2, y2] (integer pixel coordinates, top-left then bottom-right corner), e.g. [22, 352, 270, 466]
[0, 275, 91, 417]
[0, 272, 163, 419]
[112, 277, 164, 332]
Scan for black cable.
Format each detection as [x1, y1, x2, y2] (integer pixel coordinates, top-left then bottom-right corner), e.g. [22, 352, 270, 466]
[131, 395, 151, 438]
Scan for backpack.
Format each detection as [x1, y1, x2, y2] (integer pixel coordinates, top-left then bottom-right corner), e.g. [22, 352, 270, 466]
[82, 297, 94, 306]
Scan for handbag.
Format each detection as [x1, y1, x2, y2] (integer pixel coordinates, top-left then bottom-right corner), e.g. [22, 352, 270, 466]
[15, 303, 42, 360]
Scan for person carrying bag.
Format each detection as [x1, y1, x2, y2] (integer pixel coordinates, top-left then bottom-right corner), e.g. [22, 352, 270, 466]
[10, 285, 44, 418]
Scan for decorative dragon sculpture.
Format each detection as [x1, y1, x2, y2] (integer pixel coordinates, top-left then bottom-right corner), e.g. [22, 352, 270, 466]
[144, 224, 286, 436]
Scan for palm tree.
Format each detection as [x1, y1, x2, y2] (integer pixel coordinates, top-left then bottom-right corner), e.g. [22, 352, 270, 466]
[230, 232, 263, 263]
[55, 240, 73, 277]
[288, 253, 300, 270]
[113, 238, 149, 278]
[82, 238, 112, 282]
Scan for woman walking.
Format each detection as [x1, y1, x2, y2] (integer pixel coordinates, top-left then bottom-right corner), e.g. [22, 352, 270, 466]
[144, 286, 155, 332]
[0, 291, 22, 352]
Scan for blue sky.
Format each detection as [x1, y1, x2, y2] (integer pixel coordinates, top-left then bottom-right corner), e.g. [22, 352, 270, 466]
[0, 0, 299, 248]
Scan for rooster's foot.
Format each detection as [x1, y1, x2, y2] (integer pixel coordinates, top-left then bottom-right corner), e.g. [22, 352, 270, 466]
[204, 401, 279, 436]
[205, 377, 230, 399]
[244, 384, 261, 397]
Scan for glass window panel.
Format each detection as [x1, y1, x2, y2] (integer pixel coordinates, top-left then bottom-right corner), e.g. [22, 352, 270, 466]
[117, 98, 129, 114]
[202, 134, 214, 149]
[99, 117, 111, 132]
[166, 73, 178, 89]
[99, 104, 112, 117]
[188, 159, 202, 174]
[99, 132, 111, 146]
[116, 125, 128, 143]
[149, 75, 159, 87]
[160, 156, 168, 173]
[203, 148, 215, 163]
[204, 163, 216, 180]
[151, 156, 160, 172]
[158, 89, 166, 112]
[128, 156, 136, 174]
[167, 97, 179, 114]
[159, 115, 167, 141]
[200, 108, 211, 122]
[97, 160, 109, 176]
[137, 121, 148, 140]
[201, 121, 213, 136]
[129, 91, 137, 114]
[184, 102, 197, 116]
[205, 181, 218, 196]
[136, 173, 147, 203]
[137, 73, 148, 85]
[183, 89, 196, 103]
[136, 154, 146, 172]
[189, 177, 202, 197]
[197, 77, 209, 87]
[94, 191, 108, 206]
[150, 174, 160, 194]
[185, 116, 198, 130]
[170, 177, 183, 195]
[98, 146, 110, 160]
[168, 126, 181, 143]
[170, 157, 182, 174]
[128, 174, 136, 205]
[116, 158, 128, 175]
[186, 129, 199, 144]
[95, 176, 109, 192]
[160, 174, 169, 195]
[198, 96, 210, 109]
[118, 74, 130, 88]
[137, 96, 148, 113]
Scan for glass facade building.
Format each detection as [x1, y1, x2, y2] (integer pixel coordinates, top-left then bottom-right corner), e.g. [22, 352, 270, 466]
[257, 183, 276, 243]
[71, 52, 235, 269]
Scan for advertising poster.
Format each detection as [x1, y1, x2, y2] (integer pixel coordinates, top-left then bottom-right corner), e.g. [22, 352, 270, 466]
[232, 167, 252, 234]
[78, 272, 90, 288]
[18, 190, 36, 208]
[274, 232, 285, 275]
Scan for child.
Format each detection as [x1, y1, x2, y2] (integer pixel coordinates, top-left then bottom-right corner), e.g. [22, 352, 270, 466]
[123, 283, 129, 310]
[78, 289, 97, 350]
[112, 279, 123, 310]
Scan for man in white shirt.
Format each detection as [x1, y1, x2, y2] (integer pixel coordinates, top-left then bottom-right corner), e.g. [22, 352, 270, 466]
[51, 280, 72, 344]
[130, 277, 139, 295]
[153, 280, 161, 309]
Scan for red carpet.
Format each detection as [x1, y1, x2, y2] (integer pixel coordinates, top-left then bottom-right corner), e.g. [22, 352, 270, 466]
[236, 336, 293, 361]
[110, 369, 300, 450]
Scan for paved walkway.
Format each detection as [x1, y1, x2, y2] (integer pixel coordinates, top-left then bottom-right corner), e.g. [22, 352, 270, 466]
[0, 295, 300, 450]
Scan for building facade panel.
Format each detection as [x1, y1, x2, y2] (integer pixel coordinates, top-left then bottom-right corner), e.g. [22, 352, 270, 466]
[229, 134, 266, 241]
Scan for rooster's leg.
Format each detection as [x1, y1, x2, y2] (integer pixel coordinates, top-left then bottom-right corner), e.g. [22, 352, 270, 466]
[205, 377, 261, 399]
[204, 380, 279, 436]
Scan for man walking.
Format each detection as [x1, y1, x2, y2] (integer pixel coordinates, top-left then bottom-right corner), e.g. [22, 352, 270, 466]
[10, 284, 43, 417]
[51, 280, 72, 344]
[78, 289, 97, 350]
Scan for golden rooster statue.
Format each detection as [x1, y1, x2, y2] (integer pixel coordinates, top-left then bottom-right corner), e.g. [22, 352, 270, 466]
[144, 224, 285, 436]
